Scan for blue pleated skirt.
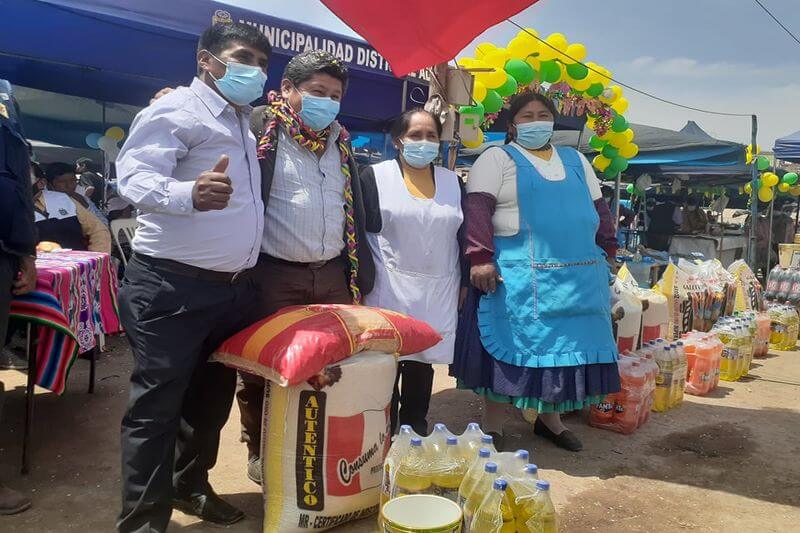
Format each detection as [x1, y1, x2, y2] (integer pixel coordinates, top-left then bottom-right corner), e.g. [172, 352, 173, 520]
[450, 286, 621, 413]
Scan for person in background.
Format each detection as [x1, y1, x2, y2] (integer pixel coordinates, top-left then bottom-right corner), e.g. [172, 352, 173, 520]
[680, 194, 709, 234]
[451, 91, 620, 452]
[360, 109, 465, 436]
[0, 78, 36, 515]
[75, 157, 104, 206]
[33, 163, 110, 253]
[601, 185, 635, 228]
[238, 50, 375, 485]
[114, 23, 270, 531]
[46, 162, 109, 226]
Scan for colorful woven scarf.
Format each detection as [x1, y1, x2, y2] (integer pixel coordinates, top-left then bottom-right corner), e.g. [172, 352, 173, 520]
[256, 91, 361, 304]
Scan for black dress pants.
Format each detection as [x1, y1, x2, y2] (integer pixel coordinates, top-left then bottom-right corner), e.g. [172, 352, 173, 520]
[117, 256, 256, 533]
[391, 360, 435, 436]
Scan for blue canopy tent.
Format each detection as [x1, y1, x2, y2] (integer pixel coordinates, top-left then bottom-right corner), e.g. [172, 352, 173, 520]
[774, 130, 800, 163]
[0, 0, 427, 148]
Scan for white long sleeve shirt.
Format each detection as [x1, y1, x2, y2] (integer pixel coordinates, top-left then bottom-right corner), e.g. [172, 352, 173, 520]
[116, 78, 264, 272]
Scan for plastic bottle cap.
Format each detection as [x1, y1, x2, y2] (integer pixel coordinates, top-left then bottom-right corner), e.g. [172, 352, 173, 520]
[485, 462, 498, 473]
[535, 480, 550, 491]
[467, 422, 481, 431]
[493, 479, 508, 491]
[525, 464, 538, 474]
[478, 448, 491, 458]
[399, 425, 413, 433]
[481, 434, 494, 444]
[410, 437, 422, 447]
[446, 436, 458, 446]
[434, 423, 447, 432]
[515, 449, 530, 461]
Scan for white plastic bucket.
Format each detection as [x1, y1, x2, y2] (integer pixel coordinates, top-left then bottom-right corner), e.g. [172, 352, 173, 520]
[382, 495, 462, 533]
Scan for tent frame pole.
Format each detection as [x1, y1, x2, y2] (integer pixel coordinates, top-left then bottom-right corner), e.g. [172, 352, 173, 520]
[767, 197, 774, 276]
[747, 114, 759, 270]
[614, 173, 621, 232]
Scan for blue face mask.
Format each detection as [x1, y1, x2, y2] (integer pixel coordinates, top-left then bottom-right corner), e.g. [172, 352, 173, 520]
[208, 52, 267, 106]
[298, 93, 341, 131]
[515, 120, 554, 150]
[402, 140, 439, 168]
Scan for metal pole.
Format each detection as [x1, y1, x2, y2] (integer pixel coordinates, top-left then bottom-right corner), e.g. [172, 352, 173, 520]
[101, 102, 108, 208]
[614, 172, 621, 232]
[748, 114, 759, 268]
[401, 79, 408, 113]
[767, 197, 775, 275]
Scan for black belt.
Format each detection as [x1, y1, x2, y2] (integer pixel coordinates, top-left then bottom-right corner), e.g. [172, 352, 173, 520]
[260, 253, 334, 270]
[133, 254, 252, 284]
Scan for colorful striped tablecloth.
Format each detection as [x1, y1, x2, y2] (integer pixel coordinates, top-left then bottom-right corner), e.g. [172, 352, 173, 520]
[9, 251, 122, 394]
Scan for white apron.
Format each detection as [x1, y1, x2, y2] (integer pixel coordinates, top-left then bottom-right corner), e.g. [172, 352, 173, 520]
[364, 160, 463, 364]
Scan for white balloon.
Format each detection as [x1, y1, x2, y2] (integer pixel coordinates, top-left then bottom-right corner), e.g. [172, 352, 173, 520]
[97, 135, 118, 153]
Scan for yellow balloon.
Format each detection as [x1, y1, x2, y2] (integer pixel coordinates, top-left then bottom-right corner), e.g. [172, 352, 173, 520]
[516, 28, 539, 45]
[479, 68, 507, 89]
[758, 186, 774, 203]
[570, 76, 592, 92]
[744, 182, 752, 194]
[745, 152, 753, 164]
[105, 126, 125, 141]
[623, 129, 635, 143]
[607, 132, 627, 149]
[612, 97, 629, 114]
[593, 155, 611, 172]
[474, 42, 497, 59]
[457, 57, 475, 68]
[565, 43, 587, 63]
[619, 143, 639, 159]
[779, 182, 791, 193]
[600, 85, 622, 104]
[763, 172, 779, 187]
[545, 32, 569, 52]
[525, 57, 540, 71]
[483, 49, 511, 69]
[508, 38, 538, 60]
[462, 128, 484, 149]
[791, 186, 800, 196]
[586, 116, 597, 130]
[472, 80, 487, 102]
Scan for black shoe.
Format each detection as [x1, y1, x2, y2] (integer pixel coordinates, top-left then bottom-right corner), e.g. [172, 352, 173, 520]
[247, 457, 262, 486]
[533, 418, 583, 452]
[173, 490, 244, 526]
[486, 431, 506, 452]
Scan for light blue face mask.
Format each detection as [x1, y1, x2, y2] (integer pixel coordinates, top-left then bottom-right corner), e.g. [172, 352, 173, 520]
[298, 93, 341, 131]
[207, 52, 267, 106]
[401, 140, 439, 168]
[515, 120, 554, 150]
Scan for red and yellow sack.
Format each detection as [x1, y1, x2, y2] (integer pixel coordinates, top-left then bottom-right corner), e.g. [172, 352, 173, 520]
[213, 304, 441, 386]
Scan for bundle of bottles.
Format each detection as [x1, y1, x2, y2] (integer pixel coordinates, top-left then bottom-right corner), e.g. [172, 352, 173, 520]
[380, 423, 557, 533]
[764, 266, 800, 306]
[766, 303, 799, 351]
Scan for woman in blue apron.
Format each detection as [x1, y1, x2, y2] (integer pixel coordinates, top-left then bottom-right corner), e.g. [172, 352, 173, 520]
[451, 91, 621, 451]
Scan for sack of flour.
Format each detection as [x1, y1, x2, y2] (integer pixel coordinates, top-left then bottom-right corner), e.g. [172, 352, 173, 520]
[261, 351, 396, 532]
[728, 259, 765, 312]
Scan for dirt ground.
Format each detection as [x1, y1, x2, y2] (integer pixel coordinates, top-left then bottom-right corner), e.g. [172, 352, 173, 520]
[0, 337, 799, 532]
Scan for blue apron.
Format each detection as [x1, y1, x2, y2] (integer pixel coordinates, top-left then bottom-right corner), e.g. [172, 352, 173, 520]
[477, 145, 618, 368]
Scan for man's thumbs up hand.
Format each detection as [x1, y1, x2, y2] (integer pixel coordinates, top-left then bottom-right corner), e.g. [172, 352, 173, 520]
[192, 155, 233, 211]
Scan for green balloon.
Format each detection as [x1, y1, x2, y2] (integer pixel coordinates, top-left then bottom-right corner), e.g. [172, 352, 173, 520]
[589, 135, 607, 150]
[784, 172, 799, 185]
[626, 183, 635, 194]
[566, 62, 589, 80]
[756, 155, 770, 171]
[602, 145, 619, 159]
[605, 167, 620, 179]
[495, 73, 518, 97]
[538, 60, 561, 83]
[459, 101, 484, 116]
[482, 90, 504, 114]
[504, 59, 535, 85]
[755, 178, 762, 189]
[609, 156, 629, 173]
[586, 83, 604, 97]
[611, 114, 628, 133]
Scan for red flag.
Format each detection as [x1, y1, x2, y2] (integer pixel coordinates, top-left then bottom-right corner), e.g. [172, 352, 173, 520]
[321, 0, 541, 78]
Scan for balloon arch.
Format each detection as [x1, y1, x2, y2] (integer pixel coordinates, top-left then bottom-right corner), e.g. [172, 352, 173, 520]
[457, 28, 638, 181]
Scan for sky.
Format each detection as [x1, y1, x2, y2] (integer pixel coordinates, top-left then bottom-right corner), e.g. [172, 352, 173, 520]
[226, 0, 800, 149]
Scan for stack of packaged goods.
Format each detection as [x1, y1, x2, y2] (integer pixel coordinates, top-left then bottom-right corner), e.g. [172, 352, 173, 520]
[737, 311, 772, 357]
[728, 260, 765, 314]
[682, 331, 722, 396]
[381, 423, 557, 532]
[712, 316, 758, 381]
[590, 351, 657, 434]
[641, 340, 688, 412]
[767, 303, 800, 351]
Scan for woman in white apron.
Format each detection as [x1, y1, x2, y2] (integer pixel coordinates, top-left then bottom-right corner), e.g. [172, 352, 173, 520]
[360, 109, 465, 436]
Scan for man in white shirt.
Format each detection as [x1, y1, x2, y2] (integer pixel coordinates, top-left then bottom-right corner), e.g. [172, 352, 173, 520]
[114, 23, 270, 532]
